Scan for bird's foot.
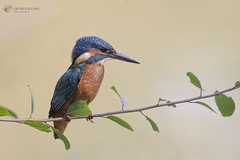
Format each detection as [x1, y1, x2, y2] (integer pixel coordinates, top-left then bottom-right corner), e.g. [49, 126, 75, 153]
[86, 114, 93, 121]
[63, 114, 71, 122]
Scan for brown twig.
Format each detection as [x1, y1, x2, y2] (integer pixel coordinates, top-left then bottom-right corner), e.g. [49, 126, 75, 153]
[0, 86, 238, 123]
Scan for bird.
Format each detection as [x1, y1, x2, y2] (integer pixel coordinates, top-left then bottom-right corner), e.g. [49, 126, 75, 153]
[48, 36, 139, 139]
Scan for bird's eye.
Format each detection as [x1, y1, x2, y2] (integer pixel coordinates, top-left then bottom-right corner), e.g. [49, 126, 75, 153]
[105, 50, 112, 54]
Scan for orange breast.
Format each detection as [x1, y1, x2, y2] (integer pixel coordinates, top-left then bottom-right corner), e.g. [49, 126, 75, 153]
[53, 62, 104, 118]
[74, 62, 104, 104]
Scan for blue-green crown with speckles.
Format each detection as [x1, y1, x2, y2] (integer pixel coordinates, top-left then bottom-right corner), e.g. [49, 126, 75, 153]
[72, 36, 114, 63]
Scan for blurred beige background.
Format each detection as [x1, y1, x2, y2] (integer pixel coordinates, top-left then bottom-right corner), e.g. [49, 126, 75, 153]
[1, 0, 240, 159]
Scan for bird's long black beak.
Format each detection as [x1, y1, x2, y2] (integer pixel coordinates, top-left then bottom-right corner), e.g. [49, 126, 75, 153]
[109, 51, 140, 64]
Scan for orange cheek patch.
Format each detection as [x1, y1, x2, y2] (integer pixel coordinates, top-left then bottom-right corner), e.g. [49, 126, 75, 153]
[87, 48, 105, 56]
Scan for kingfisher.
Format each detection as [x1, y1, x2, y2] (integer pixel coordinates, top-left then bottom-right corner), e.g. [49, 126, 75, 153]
[48, 36, 139, 138]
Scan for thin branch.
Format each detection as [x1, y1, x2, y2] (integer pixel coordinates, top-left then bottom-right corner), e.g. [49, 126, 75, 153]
[0, 86, 238, 123]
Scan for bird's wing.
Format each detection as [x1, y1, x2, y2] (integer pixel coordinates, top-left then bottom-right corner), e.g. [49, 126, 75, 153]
[49, 67, 81, 118]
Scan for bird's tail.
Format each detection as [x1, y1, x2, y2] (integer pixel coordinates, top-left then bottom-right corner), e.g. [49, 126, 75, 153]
[53, 120, 69, 139]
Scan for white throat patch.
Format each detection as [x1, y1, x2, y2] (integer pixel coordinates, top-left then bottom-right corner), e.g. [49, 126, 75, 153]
[97, 57, 112, 65]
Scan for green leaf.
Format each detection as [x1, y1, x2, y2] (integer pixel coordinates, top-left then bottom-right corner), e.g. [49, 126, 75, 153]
[111, 86, 120, 96]
[50, 126, 71, 150]
[145, 115, 159, 132]
[215, 91, 235, 117]
[167, 101, 176, 108]
[0, 107, 10, 117]
[158, 98, 166, 102]
[27, 85, 35, 115]
[67, 100, 91, 116]
[106, 115, 133, 131]
[195, 101, 216, 113]
[235, 81, 240, 87]
[186, 72, 202, 89]
[111, 86, 127, 107]
[6, 108, 18, 118]
[157, 98, 166, 104]
[24, 120, 52, 133]
[0, 106, 18, 118]
[89, 119, 94, 123]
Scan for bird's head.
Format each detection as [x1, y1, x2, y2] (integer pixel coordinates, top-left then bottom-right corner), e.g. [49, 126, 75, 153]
[72, 36, 140, 66]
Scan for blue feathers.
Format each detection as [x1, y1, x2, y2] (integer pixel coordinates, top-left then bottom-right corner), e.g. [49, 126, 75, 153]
[86, 54, 109, 64]
[77, 62, 87, 74]
[49, 67, 81, 118]
[49, 62, 89, 117]
[72, 36, 114, 63]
